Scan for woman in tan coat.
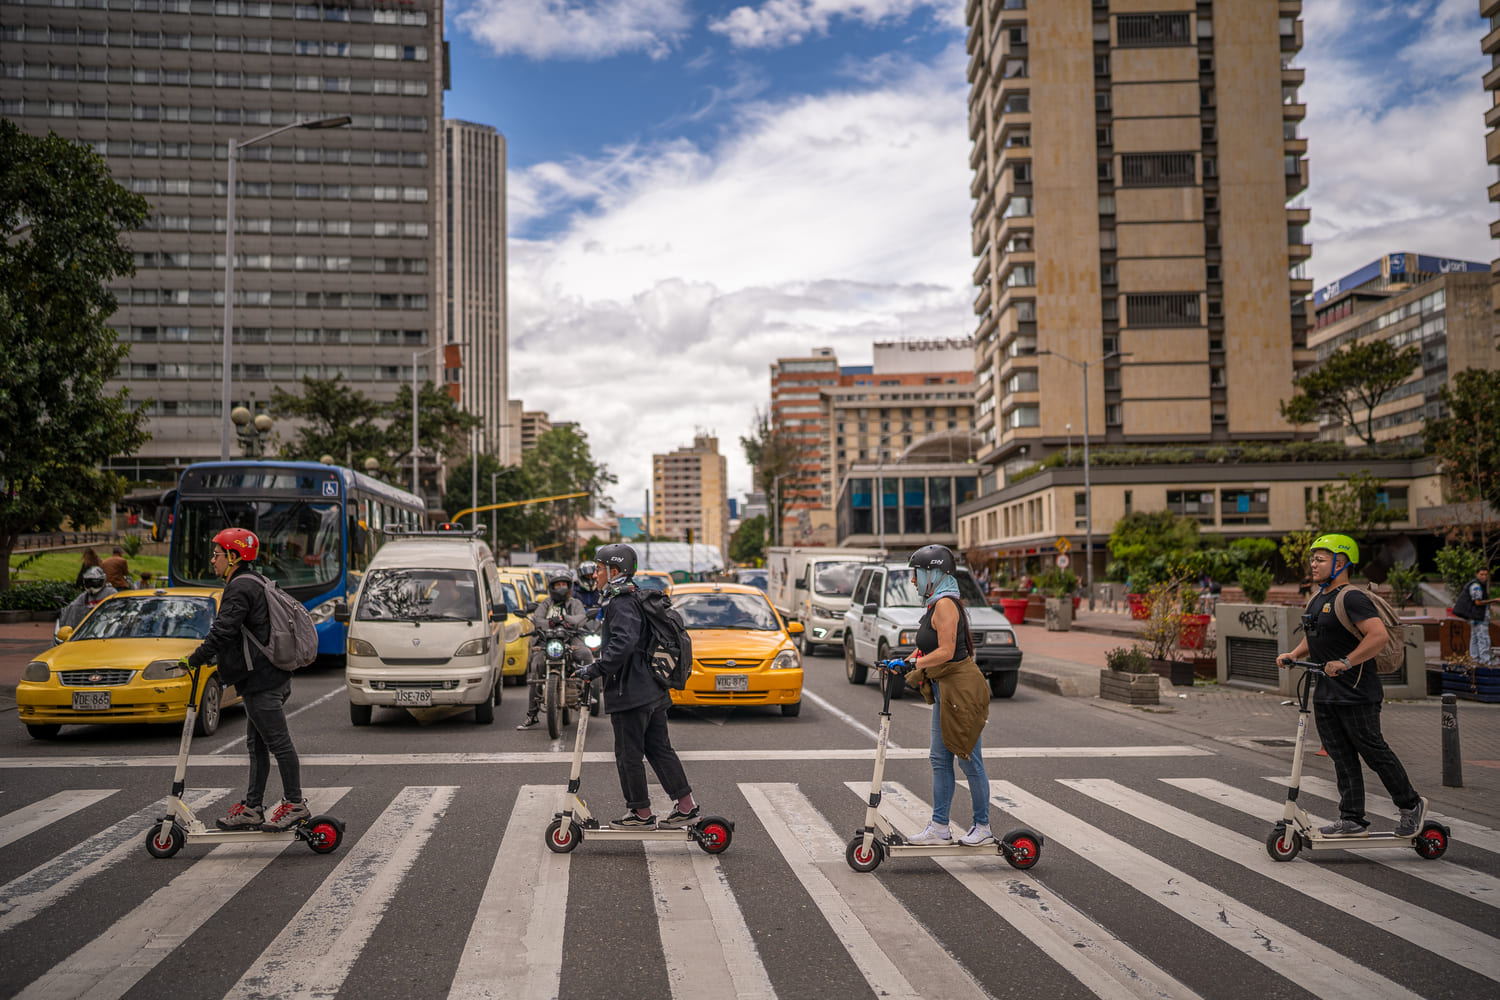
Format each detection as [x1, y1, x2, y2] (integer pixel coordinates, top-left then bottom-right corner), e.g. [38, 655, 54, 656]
[901, 544, 992, 846]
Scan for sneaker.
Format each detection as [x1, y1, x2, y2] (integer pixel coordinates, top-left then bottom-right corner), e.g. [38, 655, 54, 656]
[908, 822, 953, 845]
[1318, 818, 1367, 837]
[659, 806, 701, 829]
[960, 823, 995, 846]
[1394, 797, 1428, 838]
[260, 798, 312, 832]
[610, 811, 657, 830]
[515, 714, 539, 730]
[215, 801, 262, 831]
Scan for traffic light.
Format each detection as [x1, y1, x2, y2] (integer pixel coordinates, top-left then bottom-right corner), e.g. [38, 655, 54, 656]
[686, 528, 694, 545]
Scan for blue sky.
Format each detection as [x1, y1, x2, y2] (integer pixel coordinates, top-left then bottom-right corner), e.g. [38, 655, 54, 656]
[440, 0, 1492, 518]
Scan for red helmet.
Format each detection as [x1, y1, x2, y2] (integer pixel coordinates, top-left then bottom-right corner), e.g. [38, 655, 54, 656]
[212, 527, 260, 562]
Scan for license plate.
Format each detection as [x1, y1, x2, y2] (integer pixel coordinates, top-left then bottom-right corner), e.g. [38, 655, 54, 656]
[72, 691, 110, 711]
[394, 689, 433, 706]
[715, 674, 748, 692]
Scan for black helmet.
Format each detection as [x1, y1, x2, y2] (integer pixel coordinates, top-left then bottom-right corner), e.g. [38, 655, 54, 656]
[547, 571, 573, 599]
[575, 561, 597, 590]
[595, 543, 637, 578]
[82, 566, 107, 592]
[908, 544, 956, 575]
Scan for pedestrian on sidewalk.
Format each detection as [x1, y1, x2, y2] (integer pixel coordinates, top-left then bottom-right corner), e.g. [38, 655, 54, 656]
[899, 544, 993, 847]
[1452, 566, 1497, 666]
[1275, 533, 1426, 837]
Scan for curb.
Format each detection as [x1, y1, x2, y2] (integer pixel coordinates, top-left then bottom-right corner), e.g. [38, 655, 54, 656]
[1019, 669, 1086, 698]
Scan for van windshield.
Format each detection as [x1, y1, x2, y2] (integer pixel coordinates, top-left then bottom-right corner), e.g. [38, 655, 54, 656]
[812, 561, 863, 597]
[357, 568, 480, 621]
[883, 569, 989, 609]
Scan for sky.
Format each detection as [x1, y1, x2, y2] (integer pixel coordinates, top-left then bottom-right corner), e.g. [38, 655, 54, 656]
[441, 0, 1494, 519]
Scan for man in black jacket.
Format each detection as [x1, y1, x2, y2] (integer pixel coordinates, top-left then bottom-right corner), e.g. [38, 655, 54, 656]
[576, 544, 699, 829]
[183, 528, 309, 832]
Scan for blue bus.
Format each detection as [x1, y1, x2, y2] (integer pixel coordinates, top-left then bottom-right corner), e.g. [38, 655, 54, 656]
[165, 461, 426, 661]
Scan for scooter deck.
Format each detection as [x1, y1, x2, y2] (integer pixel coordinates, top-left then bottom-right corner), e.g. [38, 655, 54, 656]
[1304, 832, 1419, 851]
[887, 842, 1009, 858]
[573, 828, 700, 842]
[181, 828, 302, 846]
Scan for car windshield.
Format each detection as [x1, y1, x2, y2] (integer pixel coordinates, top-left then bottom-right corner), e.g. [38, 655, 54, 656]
[635, 574, 670, 593]
[674, 593, 781, 631]
[72, 596, 216, 641]
[498, 581, 521, 610]
[812, 561, 863, 597]
[736, 570, 768, 591]
[357, 568, 480, 621]
[173, 498, 342, 591]
[883, 569, 990, 609]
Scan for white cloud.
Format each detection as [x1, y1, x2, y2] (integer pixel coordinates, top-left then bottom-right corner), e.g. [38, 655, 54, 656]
[709, 0, 963, 50]
[453, 0, 693, 61]
[506, 49, 974, 515]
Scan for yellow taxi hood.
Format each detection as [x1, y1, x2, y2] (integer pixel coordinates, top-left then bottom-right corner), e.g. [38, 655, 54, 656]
[687, 629, 790, 659]
[38, 636, 204, 669]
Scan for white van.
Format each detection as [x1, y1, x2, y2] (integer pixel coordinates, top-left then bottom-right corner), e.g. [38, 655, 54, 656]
[337, 534, 509, 726]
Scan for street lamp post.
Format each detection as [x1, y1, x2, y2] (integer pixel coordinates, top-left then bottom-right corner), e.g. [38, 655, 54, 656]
[220, 115, 351, 460]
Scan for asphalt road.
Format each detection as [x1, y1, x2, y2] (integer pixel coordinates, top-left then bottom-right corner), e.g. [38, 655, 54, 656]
[0, 651, 1494, 1000]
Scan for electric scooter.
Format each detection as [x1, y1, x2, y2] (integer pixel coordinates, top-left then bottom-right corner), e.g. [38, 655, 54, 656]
[1265, 661, 1449, 862]
[845, 660, 1042, 873]
[543, 679, 733, 855]
[144, 662, 346, 858]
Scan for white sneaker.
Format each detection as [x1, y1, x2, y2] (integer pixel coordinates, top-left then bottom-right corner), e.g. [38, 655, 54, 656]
[908, 822, 953, 845]
[960, 823, 994, 846]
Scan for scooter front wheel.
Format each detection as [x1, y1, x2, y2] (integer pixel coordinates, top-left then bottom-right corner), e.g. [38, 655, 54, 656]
[545, 817, 582, 853]
[845, 834, 883, 872]
[1414, 823, 1448, 860]
[145, 823, 185, 859]
[1002, 829, 1042, 870]
[1265, 823, 1301, 862]
[304, 816, 345, 855]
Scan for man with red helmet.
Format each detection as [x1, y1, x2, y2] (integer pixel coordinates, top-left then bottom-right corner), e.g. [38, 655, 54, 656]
[182, 527, 310, 832]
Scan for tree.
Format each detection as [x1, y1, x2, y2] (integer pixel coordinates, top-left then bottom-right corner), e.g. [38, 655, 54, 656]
[729, 515, 767, 565]
[1107, 511, 1201, 584]
[270, 376, 386, 469]
[740, 407, 798, 540]
[0, 123, 151, 588]
[521, 425, 616, 564]
[1280, 338, 1420, 447]
[384, 382, 481, 474]
[1424, 368, 1500, 564]
[1308, 470, 1400, 538]
[441, 456, 546, 553]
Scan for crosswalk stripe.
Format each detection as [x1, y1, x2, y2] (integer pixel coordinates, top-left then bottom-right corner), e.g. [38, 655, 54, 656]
[1064, 778, 1500, 981]
[740, 782, 989, 1000]
[842, 781, 1203, 1000]
[798, 690, 899, 745]
[986, 780, 1424, 1000]
[645, 842, 775, 999]
[1167, 778, 1500, 910]
[0, 790, 118, 849]
[226, 785, 457, 1000]
[448, 785, 570, 1000]
[16, 787, 352, 1000]
[0, 788, 226, 935]
[1263, 775, 1500, 855]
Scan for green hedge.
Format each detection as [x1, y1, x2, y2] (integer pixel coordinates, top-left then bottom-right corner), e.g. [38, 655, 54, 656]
[1007, 441, 1425, 483]
[0, 580, 80, 611]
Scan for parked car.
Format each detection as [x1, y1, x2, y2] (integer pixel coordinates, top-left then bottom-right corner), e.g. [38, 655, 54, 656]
[16, 588, 242, 739]
[842, 563, 1022, 698]
[668, 582, 805, 716]
[634, 570, 673, 594]
[492, 571, 536, 686]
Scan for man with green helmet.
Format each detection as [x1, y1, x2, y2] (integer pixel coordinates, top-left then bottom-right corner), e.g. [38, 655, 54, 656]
[1276, 533, 1427, 837]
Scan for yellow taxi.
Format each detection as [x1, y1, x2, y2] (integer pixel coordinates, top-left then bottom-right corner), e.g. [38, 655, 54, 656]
[634, 570, 673, 594]
[668, 582, 804, 716]
[16, 588, 243, 739]
[494, 570, 536, 684]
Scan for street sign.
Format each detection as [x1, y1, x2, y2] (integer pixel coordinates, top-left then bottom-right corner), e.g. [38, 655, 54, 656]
[1055, 553, 1071, 568]
[1056, 536, 1072, 553]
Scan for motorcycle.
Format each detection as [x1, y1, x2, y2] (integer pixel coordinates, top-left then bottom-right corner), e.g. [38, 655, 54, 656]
[530, 618, 590, 739]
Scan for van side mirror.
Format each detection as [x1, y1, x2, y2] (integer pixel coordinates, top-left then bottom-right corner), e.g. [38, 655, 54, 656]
[862, 603, 878, 615]
[490, 607, 509, 623]
[333, 602, 349, 624]
[794, 578, 807, 590]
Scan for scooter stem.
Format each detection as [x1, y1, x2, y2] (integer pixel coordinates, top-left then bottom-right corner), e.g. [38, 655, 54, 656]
[861, 701, 893, 852]
[565, 679, 590, 806]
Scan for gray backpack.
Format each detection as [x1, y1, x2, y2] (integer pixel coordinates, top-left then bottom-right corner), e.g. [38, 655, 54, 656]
[239, 573, 319, 671]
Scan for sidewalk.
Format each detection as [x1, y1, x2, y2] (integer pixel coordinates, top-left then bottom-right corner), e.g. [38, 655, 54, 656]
[0, 620, 55, 708]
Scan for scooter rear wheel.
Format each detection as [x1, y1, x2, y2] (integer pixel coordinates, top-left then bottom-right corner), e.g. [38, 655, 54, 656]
[305, 816, 344, 855]
[845, 834, 883, 872]
[1414, 823, 1448, 860]
[145, 823, 185, 859]
[696, 819, 732, 855]
[545, 818, 582, 854]
[1265, 823, 1301, 862]
[1002, 830, 1042, 870]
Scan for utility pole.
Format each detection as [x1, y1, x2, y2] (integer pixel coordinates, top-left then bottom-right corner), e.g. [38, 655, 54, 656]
[644, 488, 651, 571]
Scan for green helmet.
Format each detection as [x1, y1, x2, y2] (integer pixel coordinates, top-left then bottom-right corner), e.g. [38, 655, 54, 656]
[1310, 533, 1359, 567]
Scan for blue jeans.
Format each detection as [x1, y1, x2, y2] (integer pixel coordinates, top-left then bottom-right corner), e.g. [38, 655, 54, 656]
[929, 681, 989, 827]
[1470, 616, 1493, 666]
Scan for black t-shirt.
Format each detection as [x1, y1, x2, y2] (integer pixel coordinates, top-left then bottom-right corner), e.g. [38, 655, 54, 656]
[916, 596, 973, 659]
[1304, 586, 1383, 705]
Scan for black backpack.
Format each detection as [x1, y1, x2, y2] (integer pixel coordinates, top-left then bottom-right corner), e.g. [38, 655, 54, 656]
[637, 589, 693, 690]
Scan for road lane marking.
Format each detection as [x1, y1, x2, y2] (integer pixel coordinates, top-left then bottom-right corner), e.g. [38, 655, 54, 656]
[845, 780, 1202, 1000]
[210, 687, 344, 754]
[1065, 778, 1500, 982]
[0, 789, 226, 935]
[645, 841, 774, 1000]
[16, 788, 351, 1000]
[740, 781, 988, 1000]
[0, 745, 1213, 769]
[448, 785, 570, 1000]
[983, 780, 1423, 1000]
[798, 690, 897, 746]
[1263, 775, 1500, 855]
[1169, 778, 1500, 910]
[0, 790, 118, 849]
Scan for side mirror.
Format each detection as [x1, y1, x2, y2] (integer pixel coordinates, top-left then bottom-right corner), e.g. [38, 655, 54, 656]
[489, 607, 509, 623]
[794, 578, 807, 590]
[787, 621, 804, 635]
[523, 602, 538, 615]
[862, 603, 878, 616]
[333, 602, 349, 624]
[55, 625, 74, 642]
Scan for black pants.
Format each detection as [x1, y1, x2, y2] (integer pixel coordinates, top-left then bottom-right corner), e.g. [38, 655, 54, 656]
[1314, 700, 1419, 823]
[242, 675, 302, 807]
[609, 701, 691, 811]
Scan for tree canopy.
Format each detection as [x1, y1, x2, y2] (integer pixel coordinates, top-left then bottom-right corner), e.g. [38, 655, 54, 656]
[441, 456, 547, 553]
[521, 425, 615, 564]
[1280, 338, 1420, 447]
[729, 514, 767, 565]
[1424, 368, 1500, 564]
[0, 123, 151, 587]
[740, 407, 797, 531]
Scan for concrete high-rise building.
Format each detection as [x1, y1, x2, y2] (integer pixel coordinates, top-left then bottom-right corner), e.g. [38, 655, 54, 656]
[1483, 0, 1500, 317]
[443, 119, 508, 463]
[966, 1, 1310, 483]
[1, 0, 447, 482]
[504, 398, 524, 461]
[769, 348, 841, 518]
[650, 434, 729, 557]
[520, 409, 551, 453]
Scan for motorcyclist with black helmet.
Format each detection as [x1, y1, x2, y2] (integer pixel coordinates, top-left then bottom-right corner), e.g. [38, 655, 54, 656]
[516, 570, 595, 730]
[573, 560, 602, 616]
[55, 566, 118, 642]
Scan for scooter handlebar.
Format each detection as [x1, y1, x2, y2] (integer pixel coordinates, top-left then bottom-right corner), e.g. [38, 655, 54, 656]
[878, 658, 914, 676]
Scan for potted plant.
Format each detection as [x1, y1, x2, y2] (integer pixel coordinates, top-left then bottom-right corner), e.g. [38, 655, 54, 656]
[1140, 582, 1195, 686]
[1037, 566, 1078, 632]
[1441, 654, 1500, 703]
[1189, 626, 1218, 681]
[1100, 645, 1159, 705]
[1237, 565, 1273, 605]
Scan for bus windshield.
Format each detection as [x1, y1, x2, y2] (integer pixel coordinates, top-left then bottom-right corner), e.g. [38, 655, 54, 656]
[173, 498, 343, 591]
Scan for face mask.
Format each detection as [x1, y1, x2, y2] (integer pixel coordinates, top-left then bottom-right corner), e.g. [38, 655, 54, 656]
[914, 568, 935, 593]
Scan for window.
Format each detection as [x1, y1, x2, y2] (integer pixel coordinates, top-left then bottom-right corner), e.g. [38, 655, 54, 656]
[1126, 293, 1200, 327]
[1098, 229, 1116, 249]
[1097, 126, 1112, 146]
[1105, 404, 1122, 426]
[1123, 490, 1132, 514]
[1120, 152, 1195, 187]
[1007, 371, 1038, 393]
[1201, 87, 1215, 107]
[1211, 403, 1228, 424]
[1005, 406, 1040, 429]
[1116, 12, 1191, 47]
[1014, 300, 1036, 321]
[1002, 93, 1030, 113]
[1204, 195, 1218, 211]
[1011, 161, 1030, 182]
[1206, 264, 1221, 281]
[1095, 54, 1110, 75]
[1095, 91, 1111, 111]
[1101, 263, 1117, 284]
[1167, 490, 1215, 524]
[1220, 490, 1268, 526]
[1093, 21, 1110, 42]
[1200, 56, 1214, 73]
[1210, 366, 1225, 387]
[1098, 159, 1113, 181]
[1005, 130, 1030, 148]
[1102, 367, 1120, 389]
[1098, 194, 1116, 215]
[1202, 124, 1216, 143]
[1101, 298, 1119, 319]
